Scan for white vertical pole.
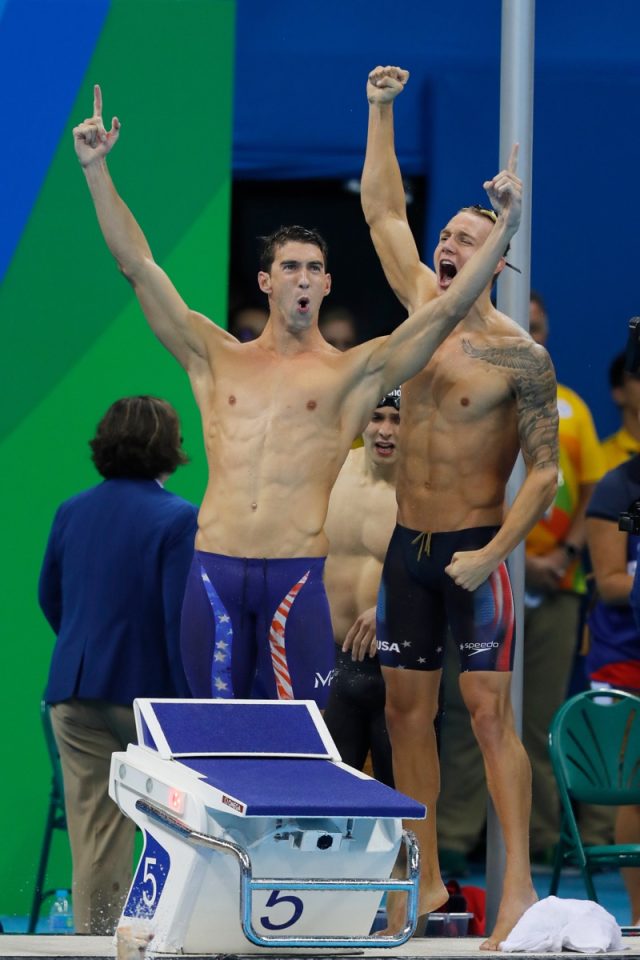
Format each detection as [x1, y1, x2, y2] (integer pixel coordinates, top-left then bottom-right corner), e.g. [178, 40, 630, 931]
[485, 0, 536, 933]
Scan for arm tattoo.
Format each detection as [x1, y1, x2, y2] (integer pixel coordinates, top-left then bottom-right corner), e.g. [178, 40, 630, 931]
[462, 338, 559, 470]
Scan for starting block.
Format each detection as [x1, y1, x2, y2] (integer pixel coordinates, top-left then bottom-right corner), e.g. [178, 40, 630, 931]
[110, 698, 425, 953]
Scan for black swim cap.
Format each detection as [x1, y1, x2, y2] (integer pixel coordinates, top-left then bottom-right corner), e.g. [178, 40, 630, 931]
[376, 387, 401, 411]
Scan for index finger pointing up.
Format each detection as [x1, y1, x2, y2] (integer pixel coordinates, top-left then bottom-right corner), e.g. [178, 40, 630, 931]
[93, 84, 103, 119]
[507, 142, 519, 173]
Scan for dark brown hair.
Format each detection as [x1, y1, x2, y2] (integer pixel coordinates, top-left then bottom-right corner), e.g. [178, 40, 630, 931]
[259, 225, 329, 272]
[90, 396, 189, 479]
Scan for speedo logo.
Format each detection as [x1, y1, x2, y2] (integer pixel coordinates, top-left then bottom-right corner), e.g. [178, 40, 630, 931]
[377, 641, 400, 653]
[463, 641, 499, 656]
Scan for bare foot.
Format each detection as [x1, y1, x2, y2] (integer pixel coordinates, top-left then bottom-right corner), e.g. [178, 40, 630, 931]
[378, 879, 449, 936]
[480, 886, 538, 950]
[116, 924, 153, 960]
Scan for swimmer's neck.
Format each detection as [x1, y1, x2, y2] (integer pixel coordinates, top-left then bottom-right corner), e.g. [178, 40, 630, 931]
[463, 289, 499, 326]
[362, 453, 398, 486]
[258, 314, 327, 354]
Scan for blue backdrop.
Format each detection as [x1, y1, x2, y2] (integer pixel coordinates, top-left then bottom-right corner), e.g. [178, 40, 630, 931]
[4, 0, 639, 438]
[232, 0, 640, 438]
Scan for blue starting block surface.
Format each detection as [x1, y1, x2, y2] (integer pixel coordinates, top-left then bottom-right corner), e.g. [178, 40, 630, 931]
[133, 698, 425, 820]
[180, 755, 425, 818]
[135, 698, 336, 759]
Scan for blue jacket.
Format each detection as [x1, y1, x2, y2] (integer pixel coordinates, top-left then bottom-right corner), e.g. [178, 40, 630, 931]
[40, 478, 198, 705]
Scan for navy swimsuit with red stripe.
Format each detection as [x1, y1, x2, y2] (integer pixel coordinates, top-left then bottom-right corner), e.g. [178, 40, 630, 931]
[180, 551, 335, 705]
[376, 524, 515, 672]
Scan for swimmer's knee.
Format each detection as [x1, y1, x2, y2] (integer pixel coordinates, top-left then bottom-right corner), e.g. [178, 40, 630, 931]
[467, 695, 515, 751]
[384, 692, 439, 736]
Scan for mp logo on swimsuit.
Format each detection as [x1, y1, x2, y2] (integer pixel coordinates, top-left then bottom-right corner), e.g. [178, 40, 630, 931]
[314, 669, 334, 688]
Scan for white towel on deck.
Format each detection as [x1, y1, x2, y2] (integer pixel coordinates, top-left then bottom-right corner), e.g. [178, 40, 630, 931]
[499, 896, 623, 953]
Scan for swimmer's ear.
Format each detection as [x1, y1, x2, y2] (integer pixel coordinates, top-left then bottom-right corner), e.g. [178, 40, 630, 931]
[323, 272, 332, 296]
[494, 257, 506, 279]
[257, 271, 272, 295]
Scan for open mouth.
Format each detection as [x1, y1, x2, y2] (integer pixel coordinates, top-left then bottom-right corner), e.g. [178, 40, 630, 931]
[375, 442, 395, 457]
[297, 297, 310, 311]
[438, 260, 457, 288]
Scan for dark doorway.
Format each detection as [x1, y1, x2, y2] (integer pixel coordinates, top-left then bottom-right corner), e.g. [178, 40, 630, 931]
[229, 177, 427, 341]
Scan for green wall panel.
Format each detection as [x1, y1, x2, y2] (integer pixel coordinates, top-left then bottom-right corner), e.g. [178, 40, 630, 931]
[0, 0, 234, 919]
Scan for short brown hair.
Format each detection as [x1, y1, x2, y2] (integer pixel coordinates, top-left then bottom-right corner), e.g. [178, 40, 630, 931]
[90, 396, 189, 479]
[259, 225, 328, 272]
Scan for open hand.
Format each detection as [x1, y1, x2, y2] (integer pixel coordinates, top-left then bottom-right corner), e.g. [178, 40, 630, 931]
[367, 65, 410, 104]
[483, 143, 522, 231]
[73, 84, 120, 167]
[342, 606, 377, 660]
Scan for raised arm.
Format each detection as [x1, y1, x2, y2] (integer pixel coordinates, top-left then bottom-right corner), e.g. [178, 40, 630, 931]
[73, 85, 213, 371]
[361, 145, 522, 396]
[361, 66, 436, 311]
[446, 341, 559, 591]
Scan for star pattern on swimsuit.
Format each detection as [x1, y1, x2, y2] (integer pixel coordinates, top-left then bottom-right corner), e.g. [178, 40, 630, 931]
[402, 640, 412, 648]
[199, 565, 234, 698]
[418, 657, 427, 664]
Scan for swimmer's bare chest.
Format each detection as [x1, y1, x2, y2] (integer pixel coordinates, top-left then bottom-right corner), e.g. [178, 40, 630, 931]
[397, 334, 520, 529]
[202, 355, 346, 471]
[407, 332, 514, 426]
[191, 348, 360, 556]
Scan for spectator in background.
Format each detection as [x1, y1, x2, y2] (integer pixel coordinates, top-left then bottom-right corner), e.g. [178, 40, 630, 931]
[39, 396, 198, 934]
[586, 454, 640, 924]
[323, 390, 401, 786]
[319, 305, 358, 351]
[602, 351, 640, 470]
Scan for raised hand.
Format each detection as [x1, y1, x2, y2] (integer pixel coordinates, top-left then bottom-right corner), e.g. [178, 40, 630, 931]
[73, 84, 120, 167]
[483, 143, 522, 231]
[367, 65, 410, 104]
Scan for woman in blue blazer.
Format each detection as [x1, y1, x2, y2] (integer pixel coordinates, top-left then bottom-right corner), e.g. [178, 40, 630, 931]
[39, 396, 197, 934]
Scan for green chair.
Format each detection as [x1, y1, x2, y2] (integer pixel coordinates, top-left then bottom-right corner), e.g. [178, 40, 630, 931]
[548, 688, 640, 901]
[28, 700, 67, 933]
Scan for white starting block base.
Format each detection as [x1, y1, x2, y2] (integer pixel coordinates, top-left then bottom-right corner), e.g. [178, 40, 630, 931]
[110, 700, 426, 954]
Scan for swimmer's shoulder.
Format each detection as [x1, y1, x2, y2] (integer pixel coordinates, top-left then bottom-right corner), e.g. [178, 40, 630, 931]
[489, 308, 547, 351]
[336, 445, 365, 480]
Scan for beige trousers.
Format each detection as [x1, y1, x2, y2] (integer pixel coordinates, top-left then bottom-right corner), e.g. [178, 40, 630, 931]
[50, 699, 137, 935]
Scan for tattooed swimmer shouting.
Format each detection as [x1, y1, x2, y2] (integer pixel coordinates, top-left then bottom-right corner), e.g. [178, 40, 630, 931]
[362, 65, 559, 947]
